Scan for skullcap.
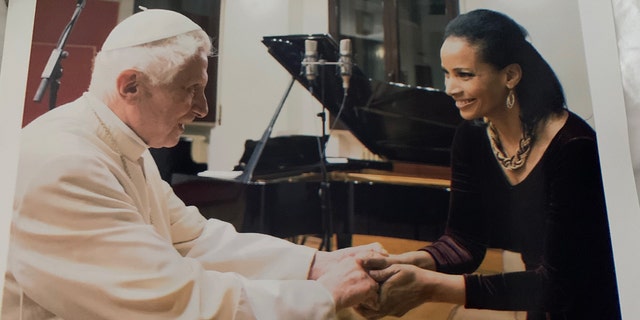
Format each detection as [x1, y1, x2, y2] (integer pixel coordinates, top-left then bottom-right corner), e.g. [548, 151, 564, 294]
[101, 9, 201, 51]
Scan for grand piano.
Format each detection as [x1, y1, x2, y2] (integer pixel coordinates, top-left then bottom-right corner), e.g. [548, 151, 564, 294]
[161, 34, 462, 249]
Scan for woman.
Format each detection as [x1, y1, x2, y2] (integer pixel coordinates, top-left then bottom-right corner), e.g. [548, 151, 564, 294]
[358, 9, 621, 320]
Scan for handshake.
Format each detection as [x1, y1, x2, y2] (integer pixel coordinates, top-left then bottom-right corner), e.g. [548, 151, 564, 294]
[309, 243, 464, 319]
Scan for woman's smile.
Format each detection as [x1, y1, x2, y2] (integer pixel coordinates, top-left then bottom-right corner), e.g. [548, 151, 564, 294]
[455, 98, 476, 110]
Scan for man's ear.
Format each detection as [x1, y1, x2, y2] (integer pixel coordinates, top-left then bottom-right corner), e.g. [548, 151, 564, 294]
[504, 63, 522, 89]
[116, 69, 140, 99]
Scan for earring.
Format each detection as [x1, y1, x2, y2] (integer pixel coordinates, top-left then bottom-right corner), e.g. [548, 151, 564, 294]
[506, 90, 515, 109]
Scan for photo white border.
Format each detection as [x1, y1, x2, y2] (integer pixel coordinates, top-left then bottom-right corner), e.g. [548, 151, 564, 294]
[578, 0, 640, 318]
[0, 0, 36, 307]
[0, 0, 637, 318]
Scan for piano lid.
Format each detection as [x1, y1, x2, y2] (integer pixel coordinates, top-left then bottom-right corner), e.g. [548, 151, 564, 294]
[262, 34, 462, 166]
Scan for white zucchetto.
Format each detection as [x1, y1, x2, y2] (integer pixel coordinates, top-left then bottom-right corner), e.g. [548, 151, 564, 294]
[101, 9, 201, 51]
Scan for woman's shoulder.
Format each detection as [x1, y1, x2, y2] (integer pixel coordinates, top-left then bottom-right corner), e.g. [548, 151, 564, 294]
[555, 110, 597, 144]
[542, 110, 601, 164]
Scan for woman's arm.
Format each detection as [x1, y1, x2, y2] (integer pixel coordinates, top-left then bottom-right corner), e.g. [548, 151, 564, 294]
[385, 123, 490, 274]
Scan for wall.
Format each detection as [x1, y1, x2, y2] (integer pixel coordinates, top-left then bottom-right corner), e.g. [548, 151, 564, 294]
[21, 0, 119, 127]
[209, 0, 330, 171]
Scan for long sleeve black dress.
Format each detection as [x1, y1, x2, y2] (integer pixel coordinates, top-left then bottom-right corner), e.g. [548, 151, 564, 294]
[421, 112, 621, 320]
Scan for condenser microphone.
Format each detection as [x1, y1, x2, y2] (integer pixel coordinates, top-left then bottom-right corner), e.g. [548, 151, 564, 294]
[339, 39, 352, 90]
[304, 39, 318, 82]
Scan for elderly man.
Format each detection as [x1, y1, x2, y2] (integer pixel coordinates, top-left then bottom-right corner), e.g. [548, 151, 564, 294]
[2, 9, 382, 319]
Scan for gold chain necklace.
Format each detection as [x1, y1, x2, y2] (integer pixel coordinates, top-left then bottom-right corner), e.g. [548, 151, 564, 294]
[486, 121, 532, 170]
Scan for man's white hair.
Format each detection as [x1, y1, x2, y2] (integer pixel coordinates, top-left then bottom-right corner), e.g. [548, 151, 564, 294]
[89, 29, 213, 102]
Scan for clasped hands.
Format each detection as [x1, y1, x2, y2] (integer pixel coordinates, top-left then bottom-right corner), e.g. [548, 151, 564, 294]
[311, 246, 457, 319]
[357, 251, 445, 319]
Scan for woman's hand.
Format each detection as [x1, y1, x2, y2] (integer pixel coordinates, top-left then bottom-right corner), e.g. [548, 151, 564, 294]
[355, 264, 465, 319]
[361, 250, 437, 271]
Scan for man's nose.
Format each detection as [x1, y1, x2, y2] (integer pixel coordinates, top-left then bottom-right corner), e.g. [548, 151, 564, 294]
[193, 91, 208, 119]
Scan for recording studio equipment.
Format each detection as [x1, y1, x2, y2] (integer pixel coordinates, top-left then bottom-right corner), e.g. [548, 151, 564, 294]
[33, 0, 87, 110]
[303, 39, 318, 82]
[338, 39, 352, 89]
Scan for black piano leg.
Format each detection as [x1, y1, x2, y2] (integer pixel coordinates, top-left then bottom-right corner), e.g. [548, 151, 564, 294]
[336, 233, 352, 249]
[319, 181, 333, 251]
[336, 182, 355, 249]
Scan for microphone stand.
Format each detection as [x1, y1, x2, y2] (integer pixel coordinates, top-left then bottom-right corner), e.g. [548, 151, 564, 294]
[313, 83, 334, 252]
[301, 40, 352, 251]
[33, 0, 86, 110]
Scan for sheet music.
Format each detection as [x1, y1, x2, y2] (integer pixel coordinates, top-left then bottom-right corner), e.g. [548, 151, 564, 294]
[198, 170, 242, 180]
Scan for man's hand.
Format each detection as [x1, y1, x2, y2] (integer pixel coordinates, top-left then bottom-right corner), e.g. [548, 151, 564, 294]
[308, 242, 387, 280]
[308, 243, 388, 310]
[316, 256, 380, 310]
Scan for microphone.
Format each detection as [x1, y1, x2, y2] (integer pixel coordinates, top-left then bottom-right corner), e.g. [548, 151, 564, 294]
[304, 39, 318, 82]
[339, 39, 352, 90]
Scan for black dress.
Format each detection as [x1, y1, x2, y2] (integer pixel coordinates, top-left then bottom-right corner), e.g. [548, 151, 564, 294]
[422, 112, 621, 320]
